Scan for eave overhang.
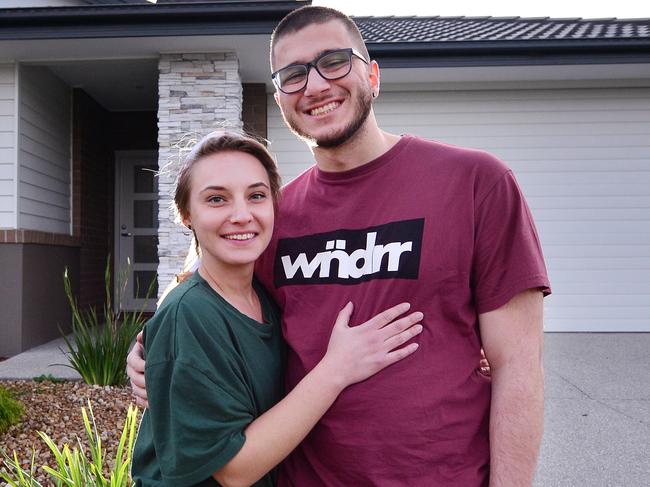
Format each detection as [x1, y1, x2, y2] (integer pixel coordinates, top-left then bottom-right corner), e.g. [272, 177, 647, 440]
[369, 38, 650, 68]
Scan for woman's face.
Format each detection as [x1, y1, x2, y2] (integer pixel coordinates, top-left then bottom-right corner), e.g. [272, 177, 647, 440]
[183, 150, 275, 271]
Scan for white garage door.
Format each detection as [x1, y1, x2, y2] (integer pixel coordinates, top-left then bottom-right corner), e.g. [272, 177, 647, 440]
[267, 87, 650, 332]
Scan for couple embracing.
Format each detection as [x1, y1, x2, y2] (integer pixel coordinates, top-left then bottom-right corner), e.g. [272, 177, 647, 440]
[128, 6, 551, 487]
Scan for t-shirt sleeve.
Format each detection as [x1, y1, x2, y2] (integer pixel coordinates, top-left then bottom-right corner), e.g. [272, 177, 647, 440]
[144, 309, 254, 486]
[472, 169, 551, 314]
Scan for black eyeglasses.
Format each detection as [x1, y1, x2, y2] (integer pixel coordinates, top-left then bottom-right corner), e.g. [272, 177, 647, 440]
[271, 48, 369, 94]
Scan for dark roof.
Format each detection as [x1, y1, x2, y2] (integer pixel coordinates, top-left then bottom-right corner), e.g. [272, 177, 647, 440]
[353, 17, 650, 68]
[1, 4, 649, 67]
[355, 16, 650, 43]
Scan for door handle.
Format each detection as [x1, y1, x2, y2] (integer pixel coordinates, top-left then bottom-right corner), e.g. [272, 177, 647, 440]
[121, 232, 133, 237]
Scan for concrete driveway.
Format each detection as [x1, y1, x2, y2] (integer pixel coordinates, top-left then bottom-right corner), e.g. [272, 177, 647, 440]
[538, 333, 650, 486]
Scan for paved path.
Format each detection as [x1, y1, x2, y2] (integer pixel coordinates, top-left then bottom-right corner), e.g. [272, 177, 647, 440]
[1, 333, 648, 485]
[0, 336, 81, 380]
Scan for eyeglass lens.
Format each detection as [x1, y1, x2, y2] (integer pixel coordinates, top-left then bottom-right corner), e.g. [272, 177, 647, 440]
[277, 50, 352, 93]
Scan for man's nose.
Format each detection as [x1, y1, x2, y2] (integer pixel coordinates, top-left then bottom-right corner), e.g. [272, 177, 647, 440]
[303, 66, 330, 96]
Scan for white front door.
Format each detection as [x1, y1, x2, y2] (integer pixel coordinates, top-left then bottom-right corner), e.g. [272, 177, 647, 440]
[115, 151, 158, 312]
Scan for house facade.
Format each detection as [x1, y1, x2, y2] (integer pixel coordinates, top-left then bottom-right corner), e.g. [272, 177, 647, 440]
[0, 0, 649, 357]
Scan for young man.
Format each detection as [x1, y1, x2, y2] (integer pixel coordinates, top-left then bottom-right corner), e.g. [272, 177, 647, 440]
[129, 6, 550, 486]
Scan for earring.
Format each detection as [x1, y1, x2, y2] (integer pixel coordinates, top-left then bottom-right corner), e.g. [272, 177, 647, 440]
[372, 91, 377, 98]
[187, 224, 192, 230]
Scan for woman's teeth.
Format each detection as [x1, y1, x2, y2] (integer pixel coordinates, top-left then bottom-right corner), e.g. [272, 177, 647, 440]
[224, 233, 255, 241]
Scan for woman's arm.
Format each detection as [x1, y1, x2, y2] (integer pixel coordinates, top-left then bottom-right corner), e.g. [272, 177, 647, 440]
[213, 302, 422, 487]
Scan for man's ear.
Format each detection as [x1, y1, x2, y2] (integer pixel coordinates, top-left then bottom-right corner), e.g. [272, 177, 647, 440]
[369, 60, 380, 96]
[273, 90, 280, 107]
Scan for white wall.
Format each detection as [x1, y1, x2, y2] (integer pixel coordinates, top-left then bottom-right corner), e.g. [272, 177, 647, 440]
[0, 63, 16, 229]
[18, 65, 71, 234]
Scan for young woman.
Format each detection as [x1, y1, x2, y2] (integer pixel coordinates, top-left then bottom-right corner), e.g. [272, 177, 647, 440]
[131, 131, 423, 487]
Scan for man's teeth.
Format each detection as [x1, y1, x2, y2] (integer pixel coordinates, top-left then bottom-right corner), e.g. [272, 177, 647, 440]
[224, 233, 255, 241]
[310, 102, 339, 116]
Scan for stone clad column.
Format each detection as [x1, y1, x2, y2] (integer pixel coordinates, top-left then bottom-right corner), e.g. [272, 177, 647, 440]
[156, 52, 243, 298]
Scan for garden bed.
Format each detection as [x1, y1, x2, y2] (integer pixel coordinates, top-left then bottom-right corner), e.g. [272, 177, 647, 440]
[0, 379, 140, 485]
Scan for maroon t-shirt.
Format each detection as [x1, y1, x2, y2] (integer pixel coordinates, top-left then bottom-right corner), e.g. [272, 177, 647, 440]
[256, 135, 551, 486]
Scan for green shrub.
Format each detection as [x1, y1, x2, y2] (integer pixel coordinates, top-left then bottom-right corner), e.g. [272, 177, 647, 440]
[0, 386, 24, 434]
[1, 401, 139, 487]
[61, 256, 153, 386]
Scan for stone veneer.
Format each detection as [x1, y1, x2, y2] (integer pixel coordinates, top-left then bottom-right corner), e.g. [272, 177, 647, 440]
[157, 52, 243, 297]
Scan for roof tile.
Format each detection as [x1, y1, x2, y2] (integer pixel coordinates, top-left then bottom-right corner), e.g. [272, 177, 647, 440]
[353, 16, 650, 43]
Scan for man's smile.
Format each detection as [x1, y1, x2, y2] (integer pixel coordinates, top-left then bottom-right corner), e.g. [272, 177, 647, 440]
[308, 101, 341, 117]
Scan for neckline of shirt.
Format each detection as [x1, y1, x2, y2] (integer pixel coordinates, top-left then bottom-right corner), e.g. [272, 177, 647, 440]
[190, 271, 275, 337]
[314, 134, 413, 183]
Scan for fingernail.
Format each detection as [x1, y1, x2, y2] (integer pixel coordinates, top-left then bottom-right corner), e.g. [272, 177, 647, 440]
[415, 324, 423, 333]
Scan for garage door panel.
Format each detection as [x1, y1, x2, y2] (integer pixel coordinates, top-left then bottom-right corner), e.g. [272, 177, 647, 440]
[538, 221, 648, 235]
[544, 319, 648, 332]
[548, 268, 650, 283]
[378, 87, 650, 101]
[549, 294, 650, 306]
[534, 208, 650, 221]
[511, 160, 650, 173]
[523, 183, 649, 197]
[424, 136, 649, 153]
[517, 171, 650, 186]
[541, 233, 649, 245]
[552, 281, 650, 294]
[543, 245, 650, 258]
[528, 195, 650, 209]
[378, 110, 650, 126]
[375, 94, 650, 112]
[545, 306, 650, 320]
[378, 123, 647, 138]
[476, 147, 650, 162]
[547, 256, 650, 270]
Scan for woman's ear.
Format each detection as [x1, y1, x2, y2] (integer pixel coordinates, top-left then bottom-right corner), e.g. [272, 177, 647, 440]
[182, 214, 192, 230]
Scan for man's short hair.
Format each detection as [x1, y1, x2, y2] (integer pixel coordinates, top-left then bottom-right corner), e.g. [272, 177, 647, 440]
[270, 6, 370, 70]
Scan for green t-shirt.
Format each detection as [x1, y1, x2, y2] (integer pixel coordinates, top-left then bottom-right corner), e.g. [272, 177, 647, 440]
[132, 272, 285, 487]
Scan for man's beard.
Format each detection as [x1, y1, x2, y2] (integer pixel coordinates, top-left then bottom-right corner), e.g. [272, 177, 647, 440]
[283, 88, 373, 149]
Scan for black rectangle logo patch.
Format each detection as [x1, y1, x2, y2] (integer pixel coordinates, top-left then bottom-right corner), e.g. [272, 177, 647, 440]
[274, 219, 424, 287]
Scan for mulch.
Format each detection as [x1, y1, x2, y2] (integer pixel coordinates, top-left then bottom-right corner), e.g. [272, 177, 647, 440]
[0, 380, 141, 486]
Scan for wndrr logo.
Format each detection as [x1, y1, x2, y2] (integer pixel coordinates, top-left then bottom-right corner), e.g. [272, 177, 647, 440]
[274, 219, 424, 287]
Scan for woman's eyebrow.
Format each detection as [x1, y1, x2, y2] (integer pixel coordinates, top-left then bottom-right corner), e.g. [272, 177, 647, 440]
[250, 182, 270, 189]
[200, 185, 226, 192]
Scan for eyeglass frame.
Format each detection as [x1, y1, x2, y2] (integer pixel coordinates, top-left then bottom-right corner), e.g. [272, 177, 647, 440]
[271, 48, 370, 94]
